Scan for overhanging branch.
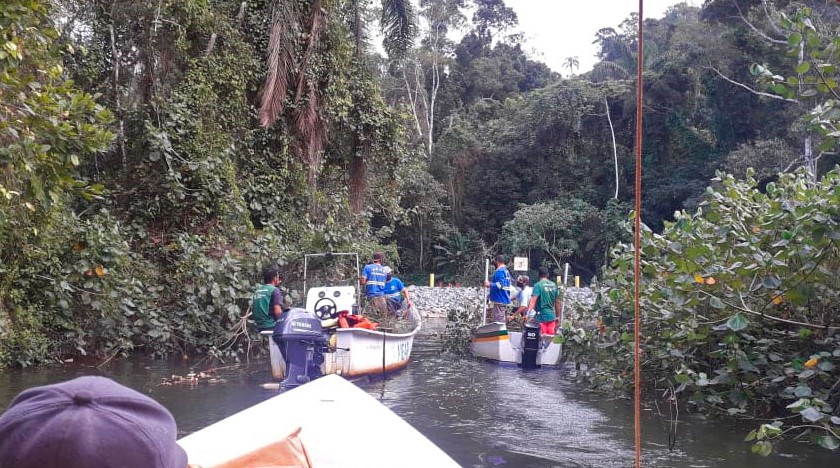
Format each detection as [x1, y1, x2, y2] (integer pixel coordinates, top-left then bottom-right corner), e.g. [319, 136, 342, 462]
[707, 64, 799, 104]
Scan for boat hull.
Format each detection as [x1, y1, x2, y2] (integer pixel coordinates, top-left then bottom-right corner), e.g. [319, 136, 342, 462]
[266, 319, 421, 380]
[471, 322, 562, 366]
[177, 374, 459, 468]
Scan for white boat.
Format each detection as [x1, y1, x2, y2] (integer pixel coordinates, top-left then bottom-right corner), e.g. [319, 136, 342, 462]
[472, 258, 565, 367]
[264, 253, 421, 381]
[470, 321, 563, 366]
[177, 374, 459, 468]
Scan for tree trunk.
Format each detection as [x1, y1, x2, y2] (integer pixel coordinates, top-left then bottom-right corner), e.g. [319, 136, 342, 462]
[605, 95, 619, 199]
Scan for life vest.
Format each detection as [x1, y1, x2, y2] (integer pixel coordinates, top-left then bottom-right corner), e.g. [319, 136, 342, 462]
[353, 317, 379, 330]
[336, 311, 378, 330]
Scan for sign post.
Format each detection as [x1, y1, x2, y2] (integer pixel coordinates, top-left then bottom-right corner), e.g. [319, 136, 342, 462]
[513, 257, 529, 272]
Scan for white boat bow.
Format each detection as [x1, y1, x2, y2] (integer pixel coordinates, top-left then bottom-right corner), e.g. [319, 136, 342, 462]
[178, 374, 459, 468]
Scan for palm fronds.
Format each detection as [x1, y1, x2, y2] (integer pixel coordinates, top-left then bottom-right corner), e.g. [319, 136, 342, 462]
[259, 0, 328, 187]
[381, 0, 416, 59]
[259, 0, 299, 127]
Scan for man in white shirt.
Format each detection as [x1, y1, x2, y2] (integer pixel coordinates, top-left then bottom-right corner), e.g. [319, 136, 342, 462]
[512, 275, 533, 319]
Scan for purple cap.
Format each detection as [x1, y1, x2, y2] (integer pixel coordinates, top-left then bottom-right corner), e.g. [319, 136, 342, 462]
[0, 376, 187, 468]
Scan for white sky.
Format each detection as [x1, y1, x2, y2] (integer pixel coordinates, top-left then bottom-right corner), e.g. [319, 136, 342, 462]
[505, 0, 703, 73]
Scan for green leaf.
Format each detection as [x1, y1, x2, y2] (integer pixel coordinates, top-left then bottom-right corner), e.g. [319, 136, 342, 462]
[726, 313, 748, 331]
[794, 385, 812, 397]
[762, 275, 782, 289]
[817, 435, 839, 450]
[751, 441, 773, 456]
[772, 83, 788, 96]
[710, 296, 725, 309]
[801, 406, 823, 422]
[760, 424, 782, 437]
[787, 32, 802, 47]
[795, 62, 811, 74]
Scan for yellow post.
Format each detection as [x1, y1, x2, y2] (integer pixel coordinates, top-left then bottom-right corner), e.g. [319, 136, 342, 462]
[575, 276, 580, 288]
[556, 276, 562, 285]
[429, 273, 435, 287]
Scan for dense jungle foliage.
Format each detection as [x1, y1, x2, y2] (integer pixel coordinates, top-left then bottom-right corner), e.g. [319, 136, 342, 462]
[1, 0, 839, 452]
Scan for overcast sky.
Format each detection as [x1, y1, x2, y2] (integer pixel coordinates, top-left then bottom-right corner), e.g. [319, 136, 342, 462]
[505, 0, 702, 73]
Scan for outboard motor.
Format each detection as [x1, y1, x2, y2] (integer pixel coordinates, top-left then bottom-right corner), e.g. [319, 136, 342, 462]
[272, 308, 328, 390]
[520, 322, 541, 369]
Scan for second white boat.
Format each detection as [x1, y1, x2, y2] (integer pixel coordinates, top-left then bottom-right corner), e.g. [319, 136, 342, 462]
[470, 321, 562, 367]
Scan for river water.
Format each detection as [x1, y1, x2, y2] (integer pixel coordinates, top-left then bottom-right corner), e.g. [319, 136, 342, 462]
[0, 321, 836, 467]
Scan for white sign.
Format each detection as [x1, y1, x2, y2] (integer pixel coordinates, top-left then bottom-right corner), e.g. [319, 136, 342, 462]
[513, 257, 529, 271]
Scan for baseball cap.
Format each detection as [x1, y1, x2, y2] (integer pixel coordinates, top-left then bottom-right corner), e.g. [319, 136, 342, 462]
[383, 267, 392, 275]
[0, 376, 187, 468]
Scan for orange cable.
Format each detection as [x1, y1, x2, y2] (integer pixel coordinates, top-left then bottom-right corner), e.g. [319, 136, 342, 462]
[634, 1, 645, 468]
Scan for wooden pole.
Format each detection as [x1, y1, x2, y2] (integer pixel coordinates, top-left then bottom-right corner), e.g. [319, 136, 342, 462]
[481, 258, 489, 326]
[634, 1, 645, 467]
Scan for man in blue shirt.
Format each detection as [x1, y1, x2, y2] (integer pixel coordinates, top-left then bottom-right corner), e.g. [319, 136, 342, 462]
[383, 267, 413, 314]
[360, 252, 388, 313]
[483, 255, 512, 322]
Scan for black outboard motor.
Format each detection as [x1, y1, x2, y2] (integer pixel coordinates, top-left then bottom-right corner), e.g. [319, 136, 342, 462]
[520, 322, 541, 369]
[272, 308, 328, 390]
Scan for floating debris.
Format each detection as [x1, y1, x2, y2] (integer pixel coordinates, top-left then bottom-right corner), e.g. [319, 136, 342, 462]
[159, 370, 224, 386]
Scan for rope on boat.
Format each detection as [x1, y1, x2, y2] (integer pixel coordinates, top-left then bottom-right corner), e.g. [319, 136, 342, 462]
[633, 1, 645, 467]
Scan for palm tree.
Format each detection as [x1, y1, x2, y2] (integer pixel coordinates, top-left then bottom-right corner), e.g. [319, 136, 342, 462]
[563, 56, 579, 76]
[259, 0, 417, 186]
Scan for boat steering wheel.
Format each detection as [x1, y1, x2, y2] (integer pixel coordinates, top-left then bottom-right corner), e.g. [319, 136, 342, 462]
[313, 297, 338, 320]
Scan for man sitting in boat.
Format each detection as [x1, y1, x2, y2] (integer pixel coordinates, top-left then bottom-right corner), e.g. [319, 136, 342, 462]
[360, 252, 388, 314]
[527, 267, 561, 335]
[252, 268, 286, 331]
[512, 275, 533, 320]
[483, 255, 512, 323]
[383, 267, 413, 315]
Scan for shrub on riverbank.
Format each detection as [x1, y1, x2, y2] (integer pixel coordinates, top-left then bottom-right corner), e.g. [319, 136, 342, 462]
[565, 168, 840, 453]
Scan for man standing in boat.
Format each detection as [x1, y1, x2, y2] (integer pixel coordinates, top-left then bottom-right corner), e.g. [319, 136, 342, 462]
[528, 266, 561, 335]
[512, 275, 533, 320]
[483, 255, 512, 323]
[252, 268, 285, 331]
[360, 252, 389, 314]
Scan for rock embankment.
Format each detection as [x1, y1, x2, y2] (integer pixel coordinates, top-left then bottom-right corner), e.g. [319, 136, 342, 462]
[408, 286, 484, 318]
[407, 285, 596, 320]
[562, 287, 596, 320]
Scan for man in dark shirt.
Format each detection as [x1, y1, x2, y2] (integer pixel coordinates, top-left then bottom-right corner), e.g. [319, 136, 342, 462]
[252, 268, 285, 331]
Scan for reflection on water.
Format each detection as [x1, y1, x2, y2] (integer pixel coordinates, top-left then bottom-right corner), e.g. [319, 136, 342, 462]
[0, 325, 836, 467]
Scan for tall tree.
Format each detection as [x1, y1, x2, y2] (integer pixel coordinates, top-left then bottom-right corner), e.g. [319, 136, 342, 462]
[563, 56, 580, 76]
[259, 0, 417, 185]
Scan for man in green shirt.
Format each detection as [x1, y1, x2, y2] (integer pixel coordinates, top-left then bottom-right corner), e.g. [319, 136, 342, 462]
[252, 268, 285, 331]
[528, 266, 561, 335]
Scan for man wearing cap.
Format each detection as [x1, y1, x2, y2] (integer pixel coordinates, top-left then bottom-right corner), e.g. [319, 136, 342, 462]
[383, 267, 412, 315]
[252, 267, 286, 331]
[483, 255, 512, 323]
[512, 275, 533, 319]
[360, 252, 388, 314]
[0, 376, 187, 468]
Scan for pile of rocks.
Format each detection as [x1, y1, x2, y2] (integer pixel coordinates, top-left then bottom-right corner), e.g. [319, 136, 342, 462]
[407, 285, 597, 320]
[562, 287, 597, 321]
[407, 286, 484, 319]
